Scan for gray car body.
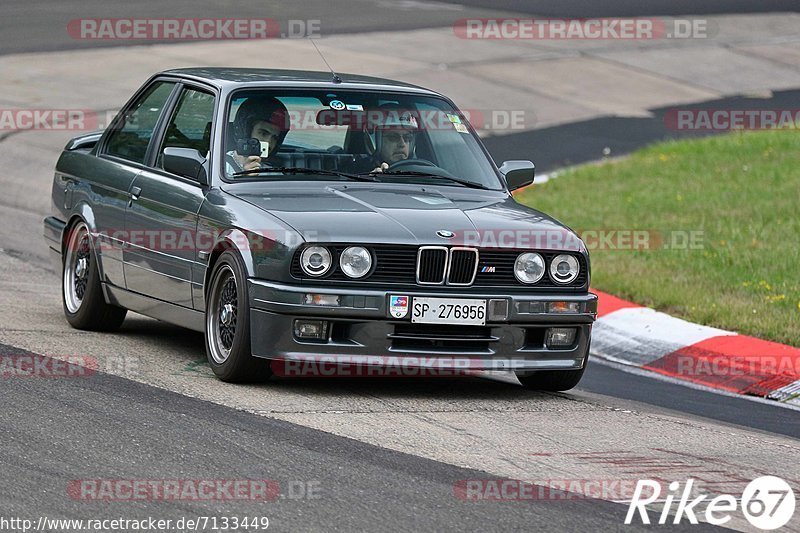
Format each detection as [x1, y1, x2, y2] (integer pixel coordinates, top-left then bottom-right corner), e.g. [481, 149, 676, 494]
[44, 68, 597, 373]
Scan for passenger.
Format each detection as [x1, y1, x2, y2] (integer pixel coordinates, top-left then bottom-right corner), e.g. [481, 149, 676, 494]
[227, 96, 289, 173]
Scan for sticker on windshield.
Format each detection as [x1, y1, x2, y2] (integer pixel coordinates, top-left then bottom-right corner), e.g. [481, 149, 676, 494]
[329, 100, 346, 110]
[454, 123, 469, 133]
[447, 113, 462, 124]
[345, 104, 363, 110]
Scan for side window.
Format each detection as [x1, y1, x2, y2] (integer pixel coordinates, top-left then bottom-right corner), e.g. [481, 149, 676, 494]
[105, 81, 176, 164]
[157, 88, 216, 171]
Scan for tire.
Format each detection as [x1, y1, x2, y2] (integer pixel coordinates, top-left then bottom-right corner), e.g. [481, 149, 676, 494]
[516, 366, 586, 392]
[205, 250, 272, 383]
[62, 220, 127, 331]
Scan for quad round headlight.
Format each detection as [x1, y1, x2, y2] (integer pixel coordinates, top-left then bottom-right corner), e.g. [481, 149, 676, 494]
[550, 254, 580, 284]
[339, 246, 372, 278]
[300, 246, 332, 277]
[514, 252, 545, 284]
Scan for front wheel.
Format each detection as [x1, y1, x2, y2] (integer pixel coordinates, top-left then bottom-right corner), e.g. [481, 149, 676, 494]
[516, 367, 586, 392]
[62, 220, 126, 331]
[205, 250, 271, 383]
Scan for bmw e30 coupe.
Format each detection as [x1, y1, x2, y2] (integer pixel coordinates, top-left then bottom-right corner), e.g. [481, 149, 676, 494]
[44, 68, 597, 390]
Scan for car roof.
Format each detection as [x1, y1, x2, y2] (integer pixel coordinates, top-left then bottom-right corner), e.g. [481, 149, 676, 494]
[161, 67, 441, 96]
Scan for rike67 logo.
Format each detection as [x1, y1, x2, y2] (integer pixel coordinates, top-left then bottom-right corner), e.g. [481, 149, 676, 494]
[626, 476, 795, 530]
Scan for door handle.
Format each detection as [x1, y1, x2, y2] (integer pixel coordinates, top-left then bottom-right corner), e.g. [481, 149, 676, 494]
[130, 186, 142, 201]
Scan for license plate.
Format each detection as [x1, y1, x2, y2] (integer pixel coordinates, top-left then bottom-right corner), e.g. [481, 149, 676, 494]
[411, 297, 486, 325]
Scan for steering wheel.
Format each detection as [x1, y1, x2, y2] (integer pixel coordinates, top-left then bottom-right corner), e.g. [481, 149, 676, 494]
[387, 158, 436, 171]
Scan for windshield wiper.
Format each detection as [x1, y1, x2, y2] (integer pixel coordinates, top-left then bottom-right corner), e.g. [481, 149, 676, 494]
[233, 167, 377, 182]
[366, 170, 489, 190]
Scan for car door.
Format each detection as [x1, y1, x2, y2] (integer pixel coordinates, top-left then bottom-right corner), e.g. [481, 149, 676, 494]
[95, 80, 179, 288]
[123, 84, 216, 308]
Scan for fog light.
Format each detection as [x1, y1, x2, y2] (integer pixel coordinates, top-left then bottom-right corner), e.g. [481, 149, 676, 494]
[294, 320, 329, 340]
[304, 294, 340, 306]
[548, 301, 580, 314]
[546, 327, 576, 348]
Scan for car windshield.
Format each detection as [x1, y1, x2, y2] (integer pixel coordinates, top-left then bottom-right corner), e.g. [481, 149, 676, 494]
[223, 88, 503, 189]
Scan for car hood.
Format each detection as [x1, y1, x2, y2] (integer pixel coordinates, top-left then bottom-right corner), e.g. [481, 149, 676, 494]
[222, 182, 583, 250]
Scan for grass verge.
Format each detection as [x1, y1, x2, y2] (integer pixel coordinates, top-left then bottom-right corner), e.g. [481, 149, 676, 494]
[515, 129, 799, 346]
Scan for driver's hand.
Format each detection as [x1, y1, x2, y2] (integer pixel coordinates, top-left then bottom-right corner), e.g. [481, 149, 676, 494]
[371, 162, 389, 173]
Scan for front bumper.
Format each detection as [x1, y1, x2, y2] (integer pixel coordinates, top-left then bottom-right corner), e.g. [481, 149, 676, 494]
[248, 279, 596, 374]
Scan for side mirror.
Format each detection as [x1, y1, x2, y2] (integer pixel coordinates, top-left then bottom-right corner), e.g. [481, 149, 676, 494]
[163, 147, 208, 186]
[499, 160, 535, 192]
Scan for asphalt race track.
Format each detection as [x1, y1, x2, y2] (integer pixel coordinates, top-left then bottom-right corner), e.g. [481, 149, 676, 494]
[1, 1, 799, 531]
[4, 343, 727, 532]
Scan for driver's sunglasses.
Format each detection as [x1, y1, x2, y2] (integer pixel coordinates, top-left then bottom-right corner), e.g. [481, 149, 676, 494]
[383, 132, 415, 144]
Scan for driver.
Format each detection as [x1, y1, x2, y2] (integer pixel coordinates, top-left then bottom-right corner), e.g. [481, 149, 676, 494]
[227, 95, 290, 173]
[347, 104, 419, 174]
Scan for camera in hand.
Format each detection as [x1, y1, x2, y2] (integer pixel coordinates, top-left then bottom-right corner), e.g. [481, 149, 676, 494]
[236, 138, 262, 157]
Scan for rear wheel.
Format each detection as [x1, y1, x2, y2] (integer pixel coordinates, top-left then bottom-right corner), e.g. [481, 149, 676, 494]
[516, 367, 586, 392]
[205, 250, 272, 383]
[62, 220, 127, 331]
